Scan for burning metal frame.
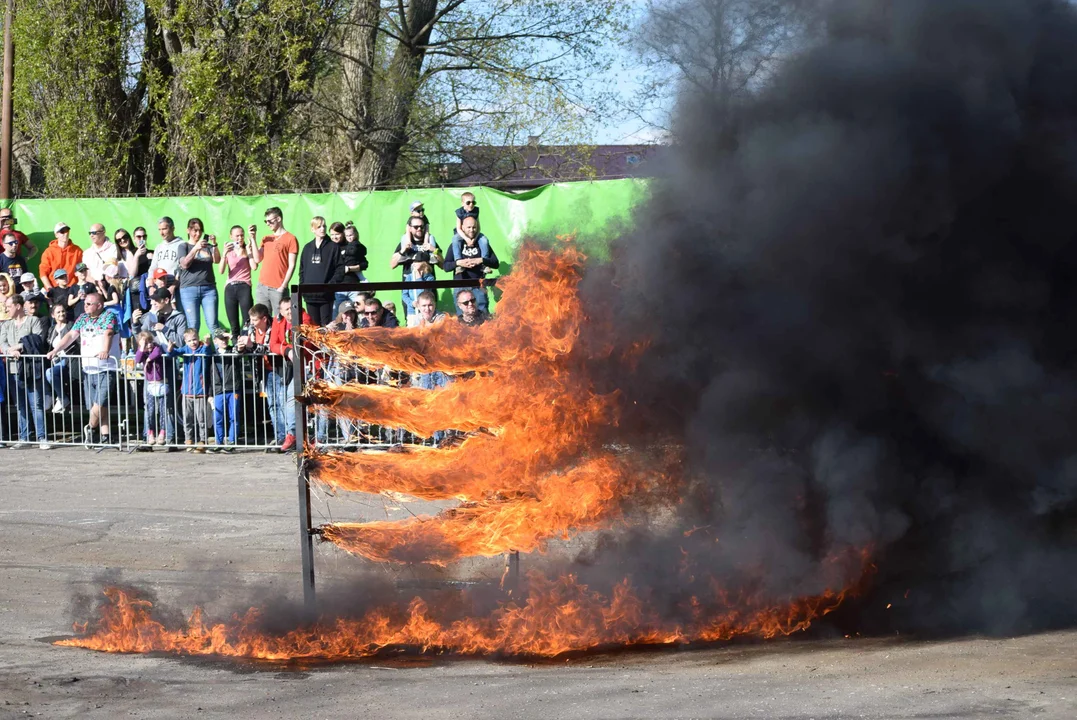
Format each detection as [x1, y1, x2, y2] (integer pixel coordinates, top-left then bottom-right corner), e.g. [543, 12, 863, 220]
[290, 277, 503, 611]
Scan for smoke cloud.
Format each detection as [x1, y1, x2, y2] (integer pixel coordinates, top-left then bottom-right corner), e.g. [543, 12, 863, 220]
[581, 0, 1077, 635]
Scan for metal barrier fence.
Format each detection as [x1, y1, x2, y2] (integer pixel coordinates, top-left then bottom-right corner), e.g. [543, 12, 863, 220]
[0, 352, 440, 452]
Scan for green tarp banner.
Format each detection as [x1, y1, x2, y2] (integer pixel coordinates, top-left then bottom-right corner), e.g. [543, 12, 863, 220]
[8, 179, 646, 321]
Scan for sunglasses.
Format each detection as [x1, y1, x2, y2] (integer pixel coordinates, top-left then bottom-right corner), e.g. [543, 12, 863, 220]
[409, 225, 423, 229]
[89, 230, 103, 235]
[134, 234, 146, 239]
[363, 310, 379, 316]
[460, 299, 476, 306]
[2, 240, 16, 247]
[265, 218, 279, 225]
[463, 201, 475, 206]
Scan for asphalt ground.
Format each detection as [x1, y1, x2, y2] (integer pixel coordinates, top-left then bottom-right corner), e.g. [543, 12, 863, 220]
[0, 449, 1074, 719]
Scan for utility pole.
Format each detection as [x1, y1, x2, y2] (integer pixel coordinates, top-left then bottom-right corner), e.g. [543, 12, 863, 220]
[0, 0, 13, 200]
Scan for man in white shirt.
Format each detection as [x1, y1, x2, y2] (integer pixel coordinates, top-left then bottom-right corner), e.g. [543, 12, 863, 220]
[82, 224, 118, 282]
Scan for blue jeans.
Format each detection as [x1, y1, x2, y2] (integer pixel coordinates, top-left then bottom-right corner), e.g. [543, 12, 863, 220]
[11, 374, 45, 442]
[213, 392, 238, 445]
[265, 369, 295, 443]
[179, 285, 219, 336]
[452, 286, 489, 316]
[45, 358, 69, 407]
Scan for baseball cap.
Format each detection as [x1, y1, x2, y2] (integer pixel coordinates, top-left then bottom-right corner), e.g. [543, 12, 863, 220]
[19, 272, 34, 283]
[213, 327, 232, 340]
[150, 288, 172, 302]
[52, 269, 67, 278]
[54, 222, 70, 233]
[74, 262, 88, 271]
[103, 263, 119, 278]
[339, 301, 355, 313]
[152, 268, 168, 280]
[409, 201, 424, 212]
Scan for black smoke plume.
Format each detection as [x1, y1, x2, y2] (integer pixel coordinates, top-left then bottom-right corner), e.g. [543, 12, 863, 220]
[580, 0, 1077, 635]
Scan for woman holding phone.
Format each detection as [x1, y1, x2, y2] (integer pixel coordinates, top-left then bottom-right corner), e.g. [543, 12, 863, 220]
[177, 217, 221, 335]
[218, 225, 257, 343]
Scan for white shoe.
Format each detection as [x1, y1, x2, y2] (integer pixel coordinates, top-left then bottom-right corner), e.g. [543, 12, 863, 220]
[10, 442, 26, 449]
[51, 400, 64, 414]
[38, 442, 51, 450]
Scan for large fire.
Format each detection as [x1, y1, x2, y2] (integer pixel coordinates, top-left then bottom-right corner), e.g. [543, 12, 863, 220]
[58, 240, 870, 661]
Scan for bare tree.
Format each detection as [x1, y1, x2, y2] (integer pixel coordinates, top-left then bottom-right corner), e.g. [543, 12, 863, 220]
[634, 0, 818, 134]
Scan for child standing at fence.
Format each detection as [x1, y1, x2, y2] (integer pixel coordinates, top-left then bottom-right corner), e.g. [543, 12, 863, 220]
[402, 261, 435, 326]
[134, 331, 167, 446]
[210, 329, 239, 452]
[179, 328, 211, 452]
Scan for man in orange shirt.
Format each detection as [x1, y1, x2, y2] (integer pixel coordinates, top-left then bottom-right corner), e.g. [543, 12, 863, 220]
[39, 223, 84, 290]
[250, 206, 297, 317]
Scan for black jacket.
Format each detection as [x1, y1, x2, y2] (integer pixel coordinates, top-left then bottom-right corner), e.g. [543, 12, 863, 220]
[298, 238, 343, 302]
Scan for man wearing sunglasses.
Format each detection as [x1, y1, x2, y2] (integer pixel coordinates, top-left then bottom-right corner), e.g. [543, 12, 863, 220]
[0, 229, 27, 280]
[359, 298, 399, 328]
[82, 224, 119, 282]
[391, 215, 442, 318]
[0, 208, 35, 258]
[39, 222, 84, 291]
[455, 289, 487, 327]
[444, 216, 498, 316]
[253, 206, 298, 317]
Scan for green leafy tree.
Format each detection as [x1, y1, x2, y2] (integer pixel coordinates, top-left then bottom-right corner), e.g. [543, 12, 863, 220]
[7, 0, 628, 196]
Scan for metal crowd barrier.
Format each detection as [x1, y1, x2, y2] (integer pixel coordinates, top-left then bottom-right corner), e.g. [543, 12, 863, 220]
[0, 352, 441, 452]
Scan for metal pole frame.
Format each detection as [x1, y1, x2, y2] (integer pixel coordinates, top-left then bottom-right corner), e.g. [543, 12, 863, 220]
[290, 277, 497, 611]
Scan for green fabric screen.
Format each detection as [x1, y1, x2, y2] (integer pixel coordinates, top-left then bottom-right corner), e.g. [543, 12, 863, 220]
[9, 179, 645, 322]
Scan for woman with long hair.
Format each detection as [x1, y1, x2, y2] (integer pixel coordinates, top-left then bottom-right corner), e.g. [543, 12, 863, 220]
[177, 217, 221, 335]
[218, 224, 257, 341]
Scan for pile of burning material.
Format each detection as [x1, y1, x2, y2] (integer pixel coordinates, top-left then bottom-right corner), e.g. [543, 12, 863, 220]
[57, 241, 868, 662]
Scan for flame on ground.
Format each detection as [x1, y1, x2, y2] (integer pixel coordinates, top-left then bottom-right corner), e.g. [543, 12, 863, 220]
[57, 559, 867, 660]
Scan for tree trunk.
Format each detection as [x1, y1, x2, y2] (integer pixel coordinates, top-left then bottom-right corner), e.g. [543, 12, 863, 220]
[349, 0, 437, 189]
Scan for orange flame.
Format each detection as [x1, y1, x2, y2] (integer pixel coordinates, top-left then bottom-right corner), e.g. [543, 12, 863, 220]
[58, 560, 865, 660]
[57, 239, 872, 662]
[305, 240, 646, 563]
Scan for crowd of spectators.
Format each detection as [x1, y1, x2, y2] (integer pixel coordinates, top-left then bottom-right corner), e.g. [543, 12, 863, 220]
[0, 197, 498, 451]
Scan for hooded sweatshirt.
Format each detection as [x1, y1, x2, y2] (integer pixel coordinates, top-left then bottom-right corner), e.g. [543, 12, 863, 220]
[39, 240, 84, 289]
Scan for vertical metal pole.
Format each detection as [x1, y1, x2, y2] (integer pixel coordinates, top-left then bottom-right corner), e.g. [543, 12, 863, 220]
[291, 287, 316, 610]
[0, 0, 12, 200]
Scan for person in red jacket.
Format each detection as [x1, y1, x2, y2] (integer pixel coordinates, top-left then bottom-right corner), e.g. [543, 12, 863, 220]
[39, 223, 83, 290]
[266, 295, 311, 452]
